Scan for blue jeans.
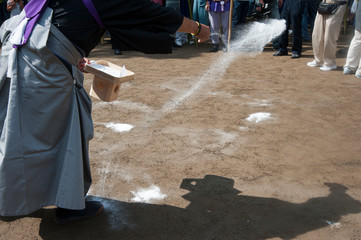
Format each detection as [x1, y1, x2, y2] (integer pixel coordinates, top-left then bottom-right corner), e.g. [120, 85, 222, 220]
[232, 1, 249, 28]
[278, 0, 305, 54]
[302, 0, 319, 40]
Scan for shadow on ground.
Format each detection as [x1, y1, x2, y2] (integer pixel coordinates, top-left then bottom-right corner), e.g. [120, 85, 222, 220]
[2, 175, 360, 240]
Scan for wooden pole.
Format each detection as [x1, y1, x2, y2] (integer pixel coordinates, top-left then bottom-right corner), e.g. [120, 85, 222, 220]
[228, 0, 234, 51]
[188, 0, 198, 46]
[188, 0, 193, 20]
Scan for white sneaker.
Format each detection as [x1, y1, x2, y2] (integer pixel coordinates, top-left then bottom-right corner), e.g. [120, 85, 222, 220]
[320, 64, 337, 71]
[356, 74, 361, 79]
[343, 67, 355, 75]
[307, 60, 323, 67]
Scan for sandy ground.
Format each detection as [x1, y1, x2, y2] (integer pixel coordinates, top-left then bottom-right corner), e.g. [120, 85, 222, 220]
[1, 24, 361, 240]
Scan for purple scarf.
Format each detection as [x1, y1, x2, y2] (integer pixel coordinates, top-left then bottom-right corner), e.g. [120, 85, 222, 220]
[11, 0, 104, 48]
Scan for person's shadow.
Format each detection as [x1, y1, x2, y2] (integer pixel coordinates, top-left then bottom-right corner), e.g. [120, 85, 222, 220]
[2, 175, 360, 240]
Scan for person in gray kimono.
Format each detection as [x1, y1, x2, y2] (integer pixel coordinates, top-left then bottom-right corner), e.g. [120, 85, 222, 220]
[0, 0, 209, 224]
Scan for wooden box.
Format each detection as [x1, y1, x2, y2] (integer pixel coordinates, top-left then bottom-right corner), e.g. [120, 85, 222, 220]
[84, 60, 135, 102]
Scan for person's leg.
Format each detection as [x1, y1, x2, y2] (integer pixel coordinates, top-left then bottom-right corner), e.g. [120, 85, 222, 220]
[344, 30, 361, 74]
[310, 13, 325, 64]
[290, 0, 305, 55]
[323, 5, 346, 67]
[275, 1, 290, 54]
[269, 0, 280, 19]
[270, 1, 281, 49]
[302, 1, 310, 41]
[221, 10, 230, 49]
[232, 1, 242, 28]
[239, 1, 249, 24]
[248, 0, 255, 16]
[308, 0, 319, 36]
[209, 11, 221, 51]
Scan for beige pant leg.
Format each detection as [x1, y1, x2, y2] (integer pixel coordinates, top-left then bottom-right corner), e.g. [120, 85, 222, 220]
[323, 5, 346, 67]
[345, 30, 361, 75]
[312, 13, 325, 64]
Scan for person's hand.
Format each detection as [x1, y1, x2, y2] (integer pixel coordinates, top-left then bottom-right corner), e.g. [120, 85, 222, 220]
[195, 24, 210, 43]
[205, 1, 210, 12]
[6, 0, 15, 11]
[77, 57, 90, 73]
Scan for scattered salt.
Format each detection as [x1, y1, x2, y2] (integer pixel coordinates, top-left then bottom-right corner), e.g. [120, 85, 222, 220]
[105, 123, 134, 133]
[325, 220, 342, 229]
[239, 126, 249, 131]
[130, 186, 167, 203]
[246, 112, 272, 123]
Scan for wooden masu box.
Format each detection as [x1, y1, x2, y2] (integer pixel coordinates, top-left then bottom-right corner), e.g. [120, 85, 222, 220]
[84, 60, 135, 102]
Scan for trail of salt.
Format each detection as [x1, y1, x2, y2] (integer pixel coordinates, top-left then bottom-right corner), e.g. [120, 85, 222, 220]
[90, 19, 285, 195]
[160, 19, 285, 115]
[89, 20, 286, 227]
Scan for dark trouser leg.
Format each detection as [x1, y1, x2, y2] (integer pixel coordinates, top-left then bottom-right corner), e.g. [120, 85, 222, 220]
[278, 1, 291, 53]
[290, 0, 305, 54]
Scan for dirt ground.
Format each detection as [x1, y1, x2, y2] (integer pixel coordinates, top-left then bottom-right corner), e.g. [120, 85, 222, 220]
[1, 27, 361, 240]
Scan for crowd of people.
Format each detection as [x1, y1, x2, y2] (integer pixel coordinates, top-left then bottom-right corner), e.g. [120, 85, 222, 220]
[147, 0, 360, 77]
[0, 0, 360, 225]
[2, 0, 358, 74]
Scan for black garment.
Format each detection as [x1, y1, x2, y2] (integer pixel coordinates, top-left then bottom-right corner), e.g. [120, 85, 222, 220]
[48, 0, 184, 56]
[277, 0, 305, 55]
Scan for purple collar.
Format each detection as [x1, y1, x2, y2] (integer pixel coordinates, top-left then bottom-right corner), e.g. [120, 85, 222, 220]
[13, 0, 49, 48]
[13, 0, 104, 48]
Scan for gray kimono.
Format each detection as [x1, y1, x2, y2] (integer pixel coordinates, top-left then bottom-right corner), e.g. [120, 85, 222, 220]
[0, 8, 93, 216]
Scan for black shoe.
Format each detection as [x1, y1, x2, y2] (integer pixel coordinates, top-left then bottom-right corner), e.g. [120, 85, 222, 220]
[291, 53, 301, 59]
[210, 44, 219, 52]
[114, 49, 122, 55]
[54, 201, 103, 224]
[273, 50, 288, 56]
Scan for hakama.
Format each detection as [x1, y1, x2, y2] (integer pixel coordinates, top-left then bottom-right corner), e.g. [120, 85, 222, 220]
[0, 8, 92, 216]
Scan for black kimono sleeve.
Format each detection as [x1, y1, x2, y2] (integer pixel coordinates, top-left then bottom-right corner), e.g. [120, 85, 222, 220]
[49, 0, 184, 56]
